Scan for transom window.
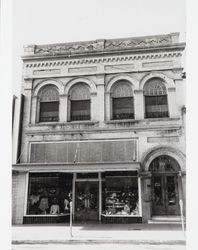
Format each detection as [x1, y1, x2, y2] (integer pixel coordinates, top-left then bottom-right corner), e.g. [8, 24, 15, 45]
[144, 78, 168, 118]
[111, 80, 134, 120]
[69, 83, 91, 121]
[149, 155, 180, 172]
[38, 85, 59, 122]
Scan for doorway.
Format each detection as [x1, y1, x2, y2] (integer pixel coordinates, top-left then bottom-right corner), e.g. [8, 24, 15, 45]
[151, 174, 179, 215]
[75, 181, 99, 221]
[149, 155, 180, 216]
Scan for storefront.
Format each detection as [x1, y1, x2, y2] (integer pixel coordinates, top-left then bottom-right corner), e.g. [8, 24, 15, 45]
[23, 170, 142, 224]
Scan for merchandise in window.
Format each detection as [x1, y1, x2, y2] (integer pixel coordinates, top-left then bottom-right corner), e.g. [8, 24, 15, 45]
[102, 175, 139, 216]
[27, 173, 72, 215]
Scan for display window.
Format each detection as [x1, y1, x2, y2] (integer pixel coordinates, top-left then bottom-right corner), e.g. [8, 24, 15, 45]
[26, 173, 72, 216]
[102, 172, 140, 216]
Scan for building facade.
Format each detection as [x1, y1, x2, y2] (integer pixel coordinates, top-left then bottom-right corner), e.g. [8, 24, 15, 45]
[12, 33, 186, 225]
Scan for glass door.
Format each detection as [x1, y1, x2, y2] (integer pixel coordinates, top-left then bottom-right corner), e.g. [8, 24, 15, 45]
[75, 181, 99, 221]
[151, 174, 179, 215]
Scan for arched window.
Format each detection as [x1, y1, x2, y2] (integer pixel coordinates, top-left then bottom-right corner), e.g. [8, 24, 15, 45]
[144, 78, 168, 118]
[149, 155, 180, 172]
[111, 80, 134, 120]
[69, 83, 91, 121]
[38, 85, 59, 122]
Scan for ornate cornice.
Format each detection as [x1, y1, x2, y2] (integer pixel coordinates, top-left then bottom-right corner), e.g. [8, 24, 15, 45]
[23, 33, 185, 60]
[24, 51, 182, 69]
[24, 33, 181, 57]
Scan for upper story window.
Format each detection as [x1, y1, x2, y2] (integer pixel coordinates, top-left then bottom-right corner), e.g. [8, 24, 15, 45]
[38, 85, 59, 122]
[111, 80, 134, 120]
[69, 83, 91, 121]
[144, 78, 168, 118]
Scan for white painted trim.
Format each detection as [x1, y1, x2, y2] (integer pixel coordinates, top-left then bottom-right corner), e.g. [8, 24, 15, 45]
[99, 172, 102, 222]
[72, 173, 76, 220]
[138, 177, 142, 216]
[24, 172, 29, 216]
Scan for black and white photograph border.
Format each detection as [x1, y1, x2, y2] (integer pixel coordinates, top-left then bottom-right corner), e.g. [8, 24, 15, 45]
[1, 0, 198, 249]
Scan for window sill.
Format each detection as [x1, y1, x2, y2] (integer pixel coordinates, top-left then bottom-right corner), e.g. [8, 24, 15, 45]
[101, 214, 141, 217]
[29, 120, 99, 127]
[105, 119, 136, 124]
[105, 117, 180, 124]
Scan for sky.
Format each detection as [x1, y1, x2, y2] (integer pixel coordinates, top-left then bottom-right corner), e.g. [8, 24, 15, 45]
[12, 0, 186, 95]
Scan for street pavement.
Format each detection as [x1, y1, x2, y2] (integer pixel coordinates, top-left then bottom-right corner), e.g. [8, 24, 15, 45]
[12, 223, 186, 245]
[12, 243, 186, 250]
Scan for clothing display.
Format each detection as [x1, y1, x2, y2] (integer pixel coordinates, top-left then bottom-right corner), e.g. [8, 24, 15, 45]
[38, 197, 49, 213]
[50, 204, 60, 215]
[64, 198, 70, 210]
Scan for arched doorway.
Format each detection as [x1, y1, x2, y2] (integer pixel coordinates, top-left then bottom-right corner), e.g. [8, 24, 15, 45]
[149, 155, 180, 215]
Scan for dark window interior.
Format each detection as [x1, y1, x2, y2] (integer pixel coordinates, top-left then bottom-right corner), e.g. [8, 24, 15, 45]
[145, 95, 168, 118]
[39, 101, 59, 122]
[112, 97, 134, 120]
[71, 99, 90, 121]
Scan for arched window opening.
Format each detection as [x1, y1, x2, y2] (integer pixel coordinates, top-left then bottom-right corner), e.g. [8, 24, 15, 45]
[69, 83, 91, 121]
[111, 80, 134, 120]
[149, 155, 180, 172]
[38, 85, 59, 122]
[144, 78, 168, 118]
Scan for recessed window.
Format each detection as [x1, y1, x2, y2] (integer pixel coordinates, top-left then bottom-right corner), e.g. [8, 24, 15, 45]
[69, 83, 91, 121]
[144, 78, 168, 118]
[38, 85, 59, 122]
[111, 80, 134, 120]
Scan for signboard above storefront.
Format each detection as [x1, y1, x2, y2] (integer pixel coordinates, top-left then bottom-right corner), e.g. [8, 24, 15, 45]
[29, 139, 137, 164]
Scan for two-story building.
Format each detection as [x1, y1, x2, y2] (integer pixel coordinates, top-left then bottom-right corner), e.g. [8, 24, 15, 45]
[12, 33, 186, 225]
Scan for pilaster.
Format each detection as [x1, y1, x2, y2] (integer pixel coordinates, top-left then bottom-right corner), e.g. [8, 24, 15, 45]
[134, 90, 144, 119]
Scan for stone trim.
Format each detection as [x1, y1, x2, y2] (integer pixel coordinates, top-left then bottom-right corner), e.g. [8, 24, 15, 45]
[23, 33, 180, 57]
[141, 146, 186, 172]
[24, 52, 183, 69]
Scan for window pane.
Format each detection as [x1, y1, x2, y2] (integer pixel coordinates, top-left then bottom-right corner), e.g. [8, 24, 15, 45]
[39, 101, 59, 122]
[71, 100, 90, 121]
[102, 176, 139, 216]
[27, 173, 72, 215]
[112, 97, 134, 120]
[145, 96, 168, 118]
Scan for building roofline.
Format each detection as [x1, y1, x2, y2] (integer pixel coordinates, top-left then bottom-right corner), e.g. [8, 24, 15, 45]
[22, 33, 185, 60]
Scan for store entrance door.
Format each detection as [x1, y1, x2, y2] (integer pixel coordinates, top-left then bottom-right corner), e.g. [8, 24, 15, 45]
[151, 174, 180, 215]
[75, 181, 99, 222]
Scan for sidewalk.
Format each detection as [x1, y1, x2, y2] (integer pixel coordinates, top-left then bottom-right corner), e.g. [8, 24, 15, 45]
[12, 223, 186, 245]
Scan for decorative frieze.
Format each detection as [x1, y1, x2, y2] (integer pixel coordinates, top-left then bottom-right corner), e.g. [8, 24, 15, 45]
[24, 52, 182, 69]
[147, 136, 179, 143]
[30, 33, 178, 57]
[33, 69, 61, 75]
[142, 61, 173, 68]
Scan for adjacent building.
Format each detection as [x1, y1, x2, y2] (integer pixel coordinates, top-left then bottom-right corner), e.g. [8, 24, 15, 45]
[12, 33, 186, 225]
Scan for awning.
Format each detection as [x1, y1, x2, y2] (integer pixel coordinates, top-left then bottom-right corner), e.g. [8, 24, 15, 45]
[12, 162, 140, 173]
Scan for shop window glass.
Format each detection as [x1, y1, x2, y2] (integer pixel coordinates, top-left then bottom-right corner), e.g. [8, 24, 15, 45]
[38, 85, 59, 122]
[102, 175, 139, 216]
[27, 173, 72, 215]
[111, 80, 134, 120]
[144, 78, 168, 118]
[69, 83, 91, 121]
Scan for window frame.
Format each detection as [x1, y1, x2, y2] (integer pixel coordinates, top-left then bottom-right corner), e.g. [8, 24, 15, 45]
[144, 78, 169, 119]
[37, 85, 59, 123]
